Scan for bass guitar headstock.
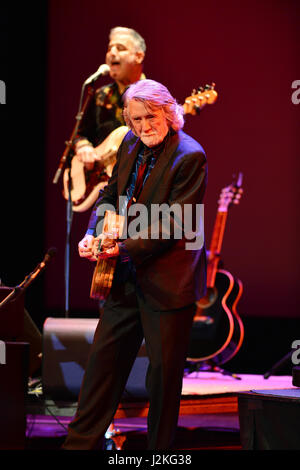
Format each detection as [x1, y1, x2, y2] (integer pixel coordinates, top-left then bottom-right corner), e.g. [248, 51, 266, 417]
[183, 83, 218, 115]
[218, 172, 243, 212]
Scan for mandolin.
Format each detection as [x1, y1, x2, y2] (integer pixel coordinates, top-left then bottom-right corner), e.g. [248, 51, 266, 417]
[63, 83, 218, 212]
[187, 173, 244, 366]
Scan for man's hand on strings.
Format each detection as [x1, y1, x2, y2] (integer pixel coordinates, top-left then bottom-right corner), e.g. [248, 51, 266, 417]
[78, 235, 98, 261]
[78, 234, 120, 261]
[97, 233, 120, 259]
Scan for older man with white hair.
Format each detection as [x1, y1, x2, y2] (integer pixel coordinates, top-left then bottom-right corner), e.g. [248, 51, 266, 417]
[63, 79, 207, 450]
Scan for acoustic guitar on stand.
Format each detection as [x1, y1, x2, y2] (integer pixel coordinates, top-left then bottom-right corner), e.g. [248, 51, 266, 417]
[187, 173, 244, 367]
[63, 83, 218, 212]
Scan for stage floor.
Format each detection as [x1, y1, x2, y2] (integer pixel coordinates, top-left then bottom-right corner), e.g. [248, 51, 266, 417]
[181, 370, 295, 395]
[26, 372, 296, 450]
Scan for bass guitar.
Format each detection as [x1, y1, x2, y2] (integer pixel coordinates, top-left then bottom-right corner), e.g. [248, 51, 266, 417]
[187, 173, 244, 366]
[63, 83, 218, 212]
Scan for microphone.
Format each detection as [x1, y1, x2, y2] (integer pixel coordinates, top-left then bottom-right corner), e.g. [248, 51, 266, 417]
[83, 64, 110, 86]
[39, 247, 57, 270]
[26, 247, 57, 281]
[23, 247, 57, 284]
[0, 248, 57, 309]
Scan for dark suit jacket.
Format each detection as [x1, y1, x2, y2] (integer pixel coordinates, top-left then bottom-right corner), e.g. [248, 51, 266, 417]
[87, 129, 207, 310]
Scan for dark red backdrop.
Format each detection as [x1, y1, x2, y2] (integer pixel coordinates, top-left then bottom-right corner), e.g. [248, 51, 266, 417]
[39, 0, 299, 320]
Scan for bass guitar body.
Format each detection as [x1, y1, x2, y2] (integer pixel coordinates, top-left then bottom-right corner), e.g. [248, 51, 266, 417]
[187, 269, 244, 366]
[63, 126, 129, 212]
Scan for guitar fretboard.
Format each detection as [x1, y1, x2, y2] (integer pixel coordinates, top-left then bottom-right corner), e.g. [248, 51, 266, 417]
[207, 211, 228, 287]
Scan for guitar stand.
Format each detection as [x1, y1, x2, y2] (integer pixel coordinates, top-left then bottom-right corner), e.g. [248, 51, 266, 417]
[185, 359, 241, 380]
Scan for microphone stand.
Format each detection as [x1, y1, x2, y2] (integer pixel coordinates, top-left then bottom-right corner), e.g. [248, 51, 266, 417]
[52, 84, 95, 318]
[52, 84, 95, 185]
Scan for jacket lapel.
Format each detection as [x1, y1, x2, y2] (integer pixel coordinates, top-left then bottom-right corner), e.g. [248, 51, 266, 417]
[137, 131, 180, 205]
[117, 134, 140, 196]
[116, 129, 180, 203]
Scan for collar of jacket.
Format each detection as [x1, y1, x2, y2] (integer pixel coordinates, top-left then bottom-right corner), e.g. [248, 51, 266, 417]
[117, 128, 180, 202]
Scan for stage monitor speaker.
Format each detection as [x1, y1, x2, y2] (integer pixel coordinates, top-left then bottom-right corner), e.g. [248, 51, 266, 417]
[238, 390, 300, 450]
[42, 317, 149, 401]
[0, 342, 29, 450]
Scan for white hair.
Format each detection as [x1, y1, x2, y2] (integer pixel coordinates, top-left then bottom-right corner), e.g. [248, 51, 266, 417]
[123, 79, 184, 132]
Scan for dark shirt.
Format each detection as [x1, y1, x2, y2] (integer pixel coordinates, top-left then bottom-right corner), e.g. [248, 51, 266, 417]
[119, 142, 160, 218]
[77, 82, 125, 146]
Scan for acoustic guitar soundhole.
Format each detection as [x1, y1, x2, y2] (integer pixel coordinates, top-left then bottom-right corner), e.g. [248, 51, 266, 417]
[193, 287, 218, 325]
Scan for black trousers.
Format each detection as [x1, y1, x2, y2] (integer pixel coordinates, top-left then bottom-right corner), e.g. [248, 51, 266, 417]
[62, 280, 195, 450]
